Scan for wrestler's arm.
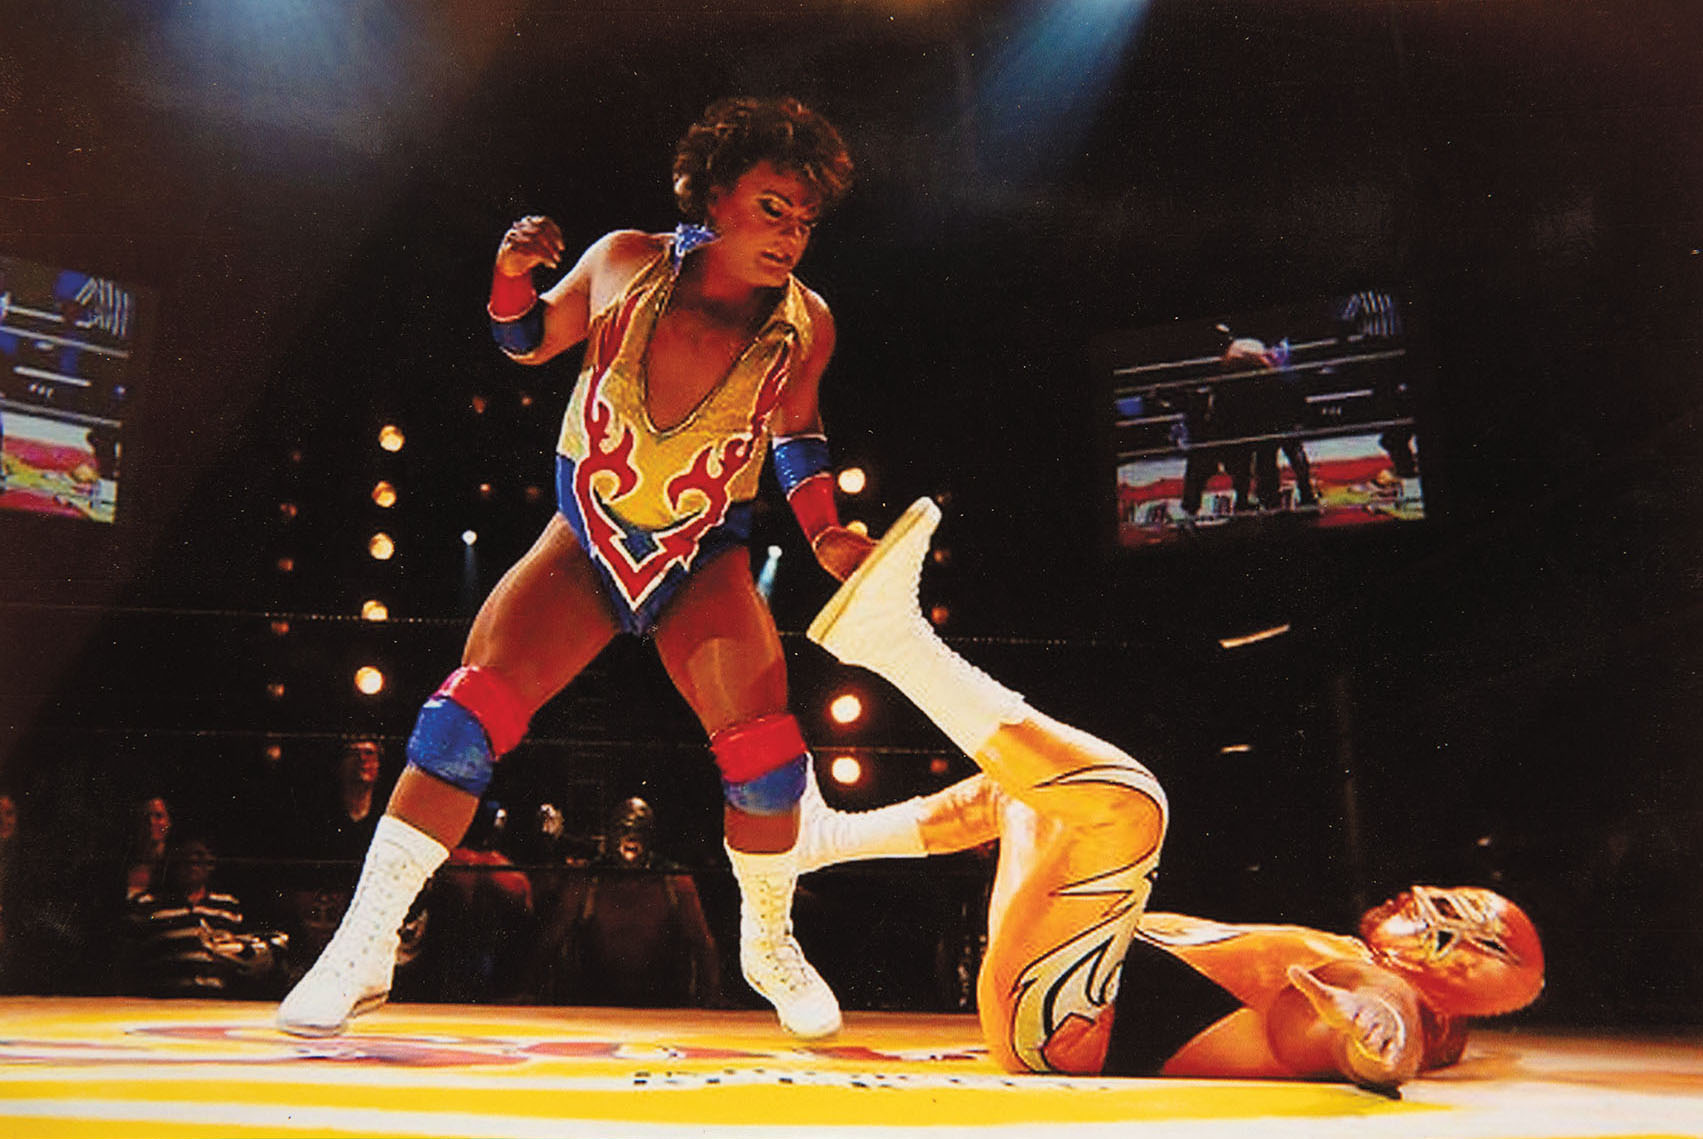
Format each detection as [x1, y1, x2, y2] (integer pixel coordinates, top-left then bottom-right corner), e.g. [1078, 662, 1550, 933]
[771, 291, 877, 580]
[1266, 960, 1424, 1093]
[495, 224, 657, 365]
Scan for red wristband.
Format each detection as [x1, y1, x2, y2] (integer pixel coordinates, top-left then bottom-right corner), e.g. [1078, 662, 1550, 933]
[787, 474, 839, 545]
[488, 266, 538, 321]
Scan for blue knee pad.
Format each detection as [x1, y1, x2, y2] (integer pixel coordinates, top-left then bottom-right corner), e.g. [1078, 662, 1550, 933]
[722, 754, 807, 815]
[406, 696, 496, 797]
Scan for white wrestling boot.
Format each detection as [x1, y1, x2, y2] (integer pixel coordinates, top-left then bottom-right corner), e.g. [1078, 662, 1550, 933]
[276, 816, 447, 1037]
[726, 843, 842, 1038]
[795, 762, 926, 875]
[807, 497, 1026, 758]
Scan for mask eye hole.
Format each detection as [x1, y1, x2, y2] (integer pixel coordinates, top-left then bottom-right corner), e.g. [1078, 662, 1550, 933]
[1469, 934, 1516, 962]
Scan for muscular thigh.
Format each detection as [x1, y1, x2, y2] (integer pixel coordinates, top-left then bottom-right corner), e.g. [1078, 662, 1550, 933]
[462, 514, 620, 715]
[651, 549, 787, 735]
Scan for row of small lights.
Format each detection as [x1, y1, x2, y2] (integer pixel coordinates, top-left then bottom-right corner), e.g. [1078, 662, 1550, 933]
[350, 424, 409, 696]
[266, 424, 406, 707]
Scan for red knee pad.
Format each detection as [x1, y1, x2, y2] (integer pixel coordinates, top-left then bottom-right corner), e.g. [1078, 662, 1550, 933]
[710, 713, 808, 783]
[435, 666, 530, 756]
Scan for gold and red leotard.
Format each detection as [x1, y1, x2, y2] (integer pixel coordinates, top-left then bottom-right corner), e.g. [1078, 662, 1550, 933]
[554, 241, 816, 634]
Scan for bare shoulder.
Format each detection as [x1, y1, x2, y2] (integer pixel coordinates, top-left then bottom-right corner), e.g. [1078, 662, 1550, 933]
[579, 229, 667, 311]
[588, 228, 667, 281]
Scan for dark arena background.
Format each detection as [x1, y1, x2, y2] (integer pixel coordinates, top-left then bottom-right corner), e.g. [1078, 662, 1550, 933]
[2, 2, 1701, 1135]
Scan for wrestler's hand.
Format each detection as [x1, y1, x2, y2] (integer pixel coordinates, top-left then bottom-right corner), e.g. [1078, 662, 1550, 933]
[812, 526, 878, 582]
[496, 215, 565, 276]
[1285, 963, 1421, 1094]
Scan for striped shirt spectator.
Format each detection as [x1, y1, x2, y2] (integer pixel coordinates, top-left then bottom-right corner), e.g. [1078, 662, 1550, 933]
[123, 837, 280, 997]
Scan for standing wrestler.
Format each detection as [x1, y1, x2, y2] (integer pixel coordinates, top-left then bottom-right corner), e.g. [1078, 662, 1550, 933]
[279, 96, 873, 1039]
[803, 498, 1543, 1090]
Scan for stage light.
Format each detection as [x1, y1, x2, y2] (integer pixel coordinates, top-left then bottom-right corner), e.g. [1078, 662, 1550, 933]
[462, 529, 478, 547]
[846, 519, 869, 537]
[278, 501, 298, 521]
[756, 544, 782, 600]
[263, 743, 283, 764]
[929, 604, 950, 626]
[371, 481, 397, 508]
[829, 755, 863, 786]
[523, 485, 543, 503]
[354, 666, 385, 696]
[837, 467, 867, 495]
[269, 619, 291, 637]
[470, 394, 488, 415]
[1219, 744, 1252, 755]
[1218, 623, 1291, 650]
[368, 532, 395, 560]
[829, 692, 864, 725]
[929, 755, 952, 776]
[266, 682, 286, 701]
[930, 547, 951, 566]
[477, 482, 494, 500]
[378, 424, 405, 452]
[275, 556, 295, 574]
[360, 599, 389, 622]
[974, 0, 1152, 185]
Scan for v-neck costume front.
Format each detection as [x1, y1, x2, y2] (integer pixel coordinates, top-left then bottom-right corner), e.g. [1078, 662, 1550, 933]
[555, 244, 813, 635]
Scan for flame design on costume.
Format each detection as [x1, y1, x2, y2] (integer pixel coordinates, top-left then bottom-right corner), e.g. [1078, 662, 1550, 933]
[560, 246, 807, 621]
[1006, 763, 1164, 1072]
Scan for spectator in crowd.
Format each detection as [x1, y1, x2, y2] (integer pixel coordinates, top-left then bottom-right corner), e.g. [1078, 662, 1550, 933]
[125, 795, 173, 901]
[123, 835, 286, 998]
[526, 797, 723, 1009]
[408, 801, 534, 1004]
[274, 740, 424, 991]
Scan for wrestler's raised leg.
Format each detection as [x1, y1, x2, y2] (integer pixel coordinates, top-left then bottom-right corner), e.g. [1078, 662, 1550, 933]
[808, 498, 1166, 1072]
[796, 771, 1002, 874]
[278, 515, 618, 1036]
[654, 548, 839, 1038]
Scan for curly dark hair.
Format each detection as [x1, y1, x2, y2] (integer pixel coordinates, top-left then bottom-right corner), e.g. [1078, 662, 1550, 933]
[672, 96, 854, 222]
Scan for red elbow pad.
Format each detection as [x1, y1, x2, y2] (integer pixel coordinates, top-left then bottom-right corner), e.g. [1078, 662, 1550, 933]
[788, 474, 839, 545]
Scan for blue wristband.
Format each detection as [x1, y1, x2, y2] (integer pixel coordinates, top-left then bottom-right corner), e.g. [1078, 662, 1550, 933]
[491, 304, 545, 356]
[772, 434, 832, 495]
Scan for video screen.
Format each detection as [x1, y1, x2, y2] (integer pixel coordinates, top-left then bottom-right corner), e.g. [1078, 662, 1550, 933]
[1107, 289, 1423, 549]
[0, 255, 146, 525]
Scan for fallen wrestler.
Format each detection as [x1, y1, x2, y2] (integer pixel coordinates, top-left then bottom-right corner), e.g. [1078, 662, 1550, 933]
[803, 497, 1544, 1092]
[278, 96, 874, 1040]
